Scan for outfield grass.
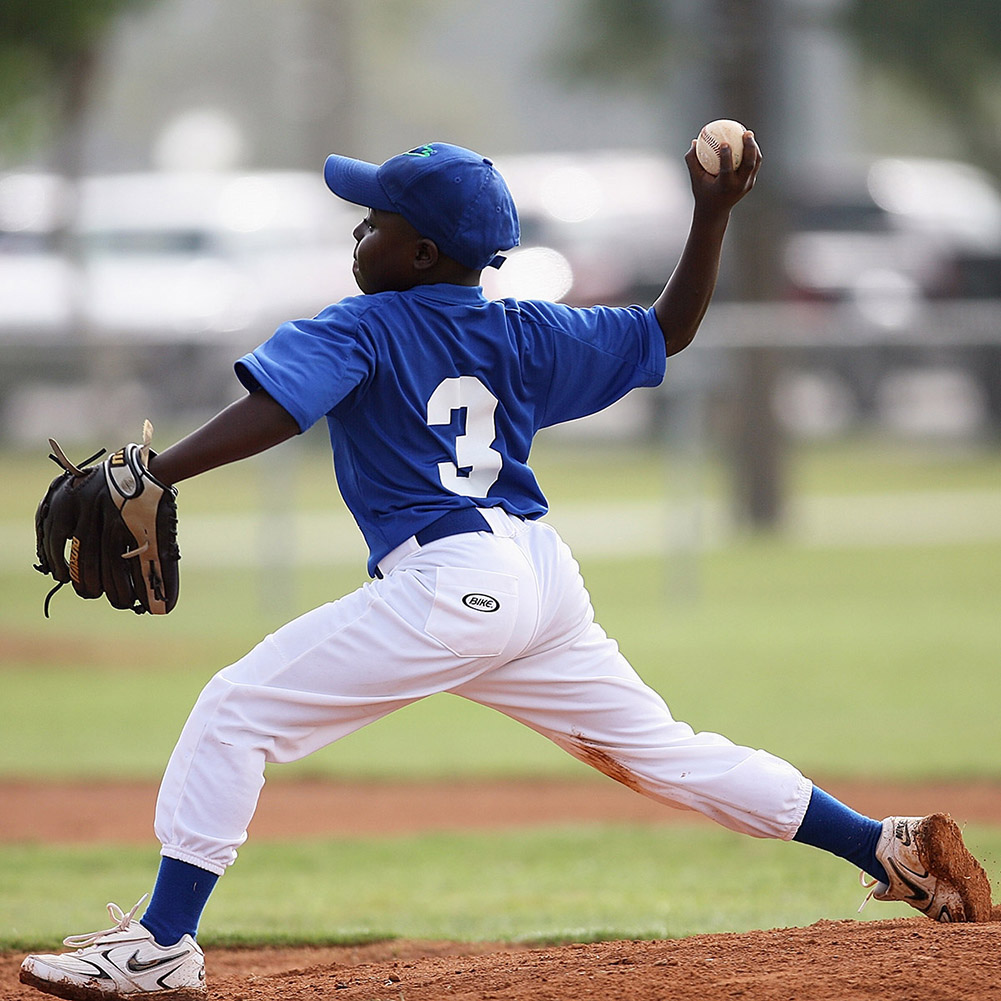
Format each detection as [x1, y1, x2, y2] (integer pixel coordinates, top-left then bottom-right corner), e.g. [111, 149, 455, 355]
[2, 535, 999, 780]
[3, 435, 1001, 780]
[2, 435, 999, 948]
[3, 538, 998, 781]
[7, 823, 1001, 950]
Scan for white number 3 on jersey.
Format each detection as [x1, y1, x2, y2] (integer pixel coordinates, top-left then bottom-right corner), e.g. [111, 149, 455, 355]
[427, 376, 502, 497]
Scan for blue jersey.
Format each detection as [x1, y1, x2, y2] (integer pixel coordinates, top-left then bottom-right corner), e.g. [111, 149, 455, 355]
[236, 283, 665, 575]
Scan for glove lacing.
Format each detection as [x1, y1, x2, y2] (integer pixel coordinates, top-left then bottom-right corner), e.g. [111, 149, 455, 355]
[47, 443, 107, 479]
[41, 580, 66, 619]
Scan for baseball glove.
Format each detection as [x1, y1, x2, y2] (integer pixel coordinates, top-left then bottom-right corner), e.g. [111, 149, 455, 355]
[34, 421, 180, 617]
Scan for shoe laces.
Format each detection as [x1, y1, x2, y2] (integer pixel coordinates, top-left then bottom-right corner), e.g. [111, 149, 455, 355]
[857, 870, 887, 913]
[63, 894, 149, 949]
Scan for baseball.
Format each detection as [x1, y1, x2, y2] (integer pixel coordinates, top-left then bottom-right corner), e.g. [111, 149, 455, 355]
[696, 119, 747, 175]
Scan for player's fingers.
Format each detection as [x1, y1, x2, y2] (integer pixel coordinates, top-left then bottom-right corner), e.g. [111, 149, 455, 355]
[728, 133, 760, 191]
[684, 142, 707, 192]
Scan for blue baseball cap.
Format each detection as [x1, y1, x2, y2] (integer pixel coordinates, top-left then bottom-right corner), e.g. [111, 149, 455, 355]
[323, 142, 520, 270]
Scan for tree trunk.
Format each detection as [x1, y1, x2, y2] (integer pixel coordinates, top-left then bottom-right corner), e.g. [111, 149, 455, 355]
[711, 0, 788, 530]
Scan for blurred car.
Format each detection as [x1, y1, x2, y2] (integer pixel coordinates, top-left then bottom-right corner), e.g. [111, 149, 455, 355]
[1, 153, 691, 342]
[77, 170, 358, 340]
[0, 172, 72, 337]
[781, 157, 1001, 426]
[783, 156, 1001, 317]
[486, 150, 691, 305]
[0, 169, 359, 344]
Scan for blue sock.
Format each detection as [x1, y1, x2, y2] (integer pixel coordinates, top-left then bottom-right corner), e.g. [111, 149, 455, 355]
[793, 786, 888, 885]
[140, 857, 219, 946]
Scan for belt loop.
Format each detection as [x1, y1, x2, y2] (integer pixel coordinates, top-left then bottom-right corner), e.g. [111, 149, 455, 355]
[478, 506, 513, 537]
[379, 507, 514, 577]
[377, 535, 421, 578]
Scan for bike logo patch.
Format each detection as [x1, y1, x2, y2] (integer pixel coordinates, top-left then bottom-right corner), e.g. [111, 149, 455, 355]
[462, 593, 500, 613]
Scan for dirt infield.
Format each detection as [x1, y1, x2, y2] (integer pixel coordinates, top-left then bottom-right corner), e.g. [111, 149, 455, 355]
[4, 777, 1001, 1001]
[6, 920, 1001, 1001]
[6, 776, 1001, 842]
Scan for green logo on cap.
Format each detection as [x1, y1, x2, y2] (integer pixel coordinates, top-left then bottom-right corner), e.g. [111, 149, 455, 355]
[406, 144, 436, 157]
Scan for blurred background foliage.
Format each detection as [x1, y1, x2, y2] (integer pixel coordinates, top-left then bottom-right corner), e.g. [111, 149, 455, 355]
[3, 1, 1001, 175]
[0, 0, 999, 527]
[845, 0, 1001, 174]
[554, 0, 1001, 175]
[0, 0, 153, 164]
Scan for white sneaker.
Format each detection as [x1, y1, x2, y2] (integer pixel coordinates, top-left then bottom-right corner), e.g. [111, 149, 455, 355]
[20, 897, 206, 999]
[862, 814, 993, 922]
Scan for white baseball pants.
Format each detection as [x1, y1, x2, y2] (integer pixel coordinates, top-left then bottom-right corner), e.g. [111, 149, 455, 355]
[155, 508, 812, 875]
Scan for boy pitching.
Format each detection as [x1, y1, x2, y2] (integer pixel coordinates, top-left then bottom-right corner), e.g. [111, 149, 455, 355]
[21, 136, 991, 1000]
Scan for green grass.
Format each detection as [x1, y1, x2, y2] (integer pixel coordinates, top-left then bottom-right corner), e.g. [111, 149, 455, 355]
[3, 538, 999, 780]
[7, 823, 1001, 950]
[3, 435, 1000, 950]
[9, 431, 1000, 523]
[786, 436, 1001, 495]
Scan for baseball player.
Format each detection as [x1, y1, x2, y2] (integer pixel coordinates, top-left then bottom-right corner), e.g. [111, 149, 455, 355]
[22, 137, 991, 1000]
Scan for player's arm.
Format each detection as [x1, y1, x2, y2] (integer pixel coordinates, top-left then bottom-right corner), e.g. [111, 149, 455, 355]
[653, 132, 761, 357]
[147, 389, 300, 486]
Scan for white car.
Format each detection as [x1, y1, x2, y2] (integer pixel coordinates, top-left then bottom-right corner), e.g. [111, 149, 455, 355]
[0, 169, 359, 343]
[485, 150, 690, 305]
[783, 156, 1001, 313]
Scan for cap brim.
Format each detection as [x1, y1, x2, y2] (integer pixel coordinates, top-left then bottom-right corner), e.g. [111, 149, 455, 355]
[323, 154, 393, 210]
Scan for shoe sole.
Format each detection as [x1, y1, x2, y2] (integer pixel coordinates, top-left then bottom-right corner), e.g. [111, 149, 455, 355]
[916, 813, 993, 922]
[19, 967, 206, 1001]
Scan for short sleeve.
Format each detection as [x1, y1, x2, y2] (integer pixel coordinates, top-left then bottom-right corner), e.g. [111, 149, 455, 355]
[516, 302, 665, 428]
[235, 303, 377, 432]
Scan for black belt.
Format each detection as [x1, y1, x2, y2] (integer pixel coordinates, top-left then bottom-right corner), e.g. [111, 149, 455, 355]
[415, 507, 492, 546]
[374, 508, 497, 579]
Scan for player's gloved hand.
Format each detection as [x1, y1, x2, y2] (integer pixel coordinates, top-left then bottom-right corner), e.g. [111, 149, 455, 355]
[34, 421, 180, 617]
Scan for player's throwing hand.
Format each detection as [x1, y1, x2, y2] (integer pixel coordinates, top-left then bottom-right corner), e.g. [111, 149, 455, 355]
[686, 128, 761, 209]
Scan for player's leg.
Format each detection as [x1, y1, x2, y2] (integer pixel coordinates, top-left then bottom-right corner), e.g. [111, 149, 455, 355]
[453, 518, 811, 838]
[22, 526, 543, 1000]
[454, 615, 991, 917]
[22, 579, 436, 1001]
[137, 580, 433, 961]
[451, 520, 991, 919]
[456, 621, 813, 838]
[144, 524, 541, 943]
[152, 583, 427, 876]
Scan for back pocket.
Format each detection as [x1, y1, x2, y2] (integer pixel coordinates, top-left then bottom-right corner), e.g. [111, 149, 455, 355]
[424, 567, 518, 657]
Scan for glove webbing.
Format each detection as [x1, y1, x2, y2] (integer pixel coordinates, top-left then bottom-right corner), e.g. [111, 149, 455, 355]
[36, 444, 107, 619]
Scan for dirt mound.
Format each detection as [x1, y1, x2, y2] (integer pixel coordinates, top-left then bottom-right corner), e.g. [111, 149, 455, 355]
[6, 778, 1001, 999]
[7, 918, 1001, 1000]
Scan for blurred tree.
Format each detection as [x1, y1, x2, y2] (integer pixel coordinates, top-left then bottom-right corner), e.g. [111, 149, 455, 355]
[0, 0, 157, 173]
[706, 0, 788, 532]
[552, 0, 676, 90]
[553, 0, 790, 530]
[555, 1, 1001, 185]
[844, 1, 1001, 173]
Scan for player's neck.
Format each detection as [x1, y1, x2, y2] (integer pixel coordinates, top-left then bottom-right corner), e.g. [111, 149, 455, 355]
[414, 259, 482, 288]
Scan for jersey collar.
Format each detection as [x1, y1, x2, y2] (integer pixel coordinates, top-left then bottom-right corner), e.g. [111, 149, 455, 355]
[408, 283, 488, 305]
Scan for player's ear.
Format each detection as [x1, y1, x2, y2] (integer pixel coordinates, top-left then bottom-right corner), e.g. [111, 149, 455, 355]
[414, 237, 439, 271]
